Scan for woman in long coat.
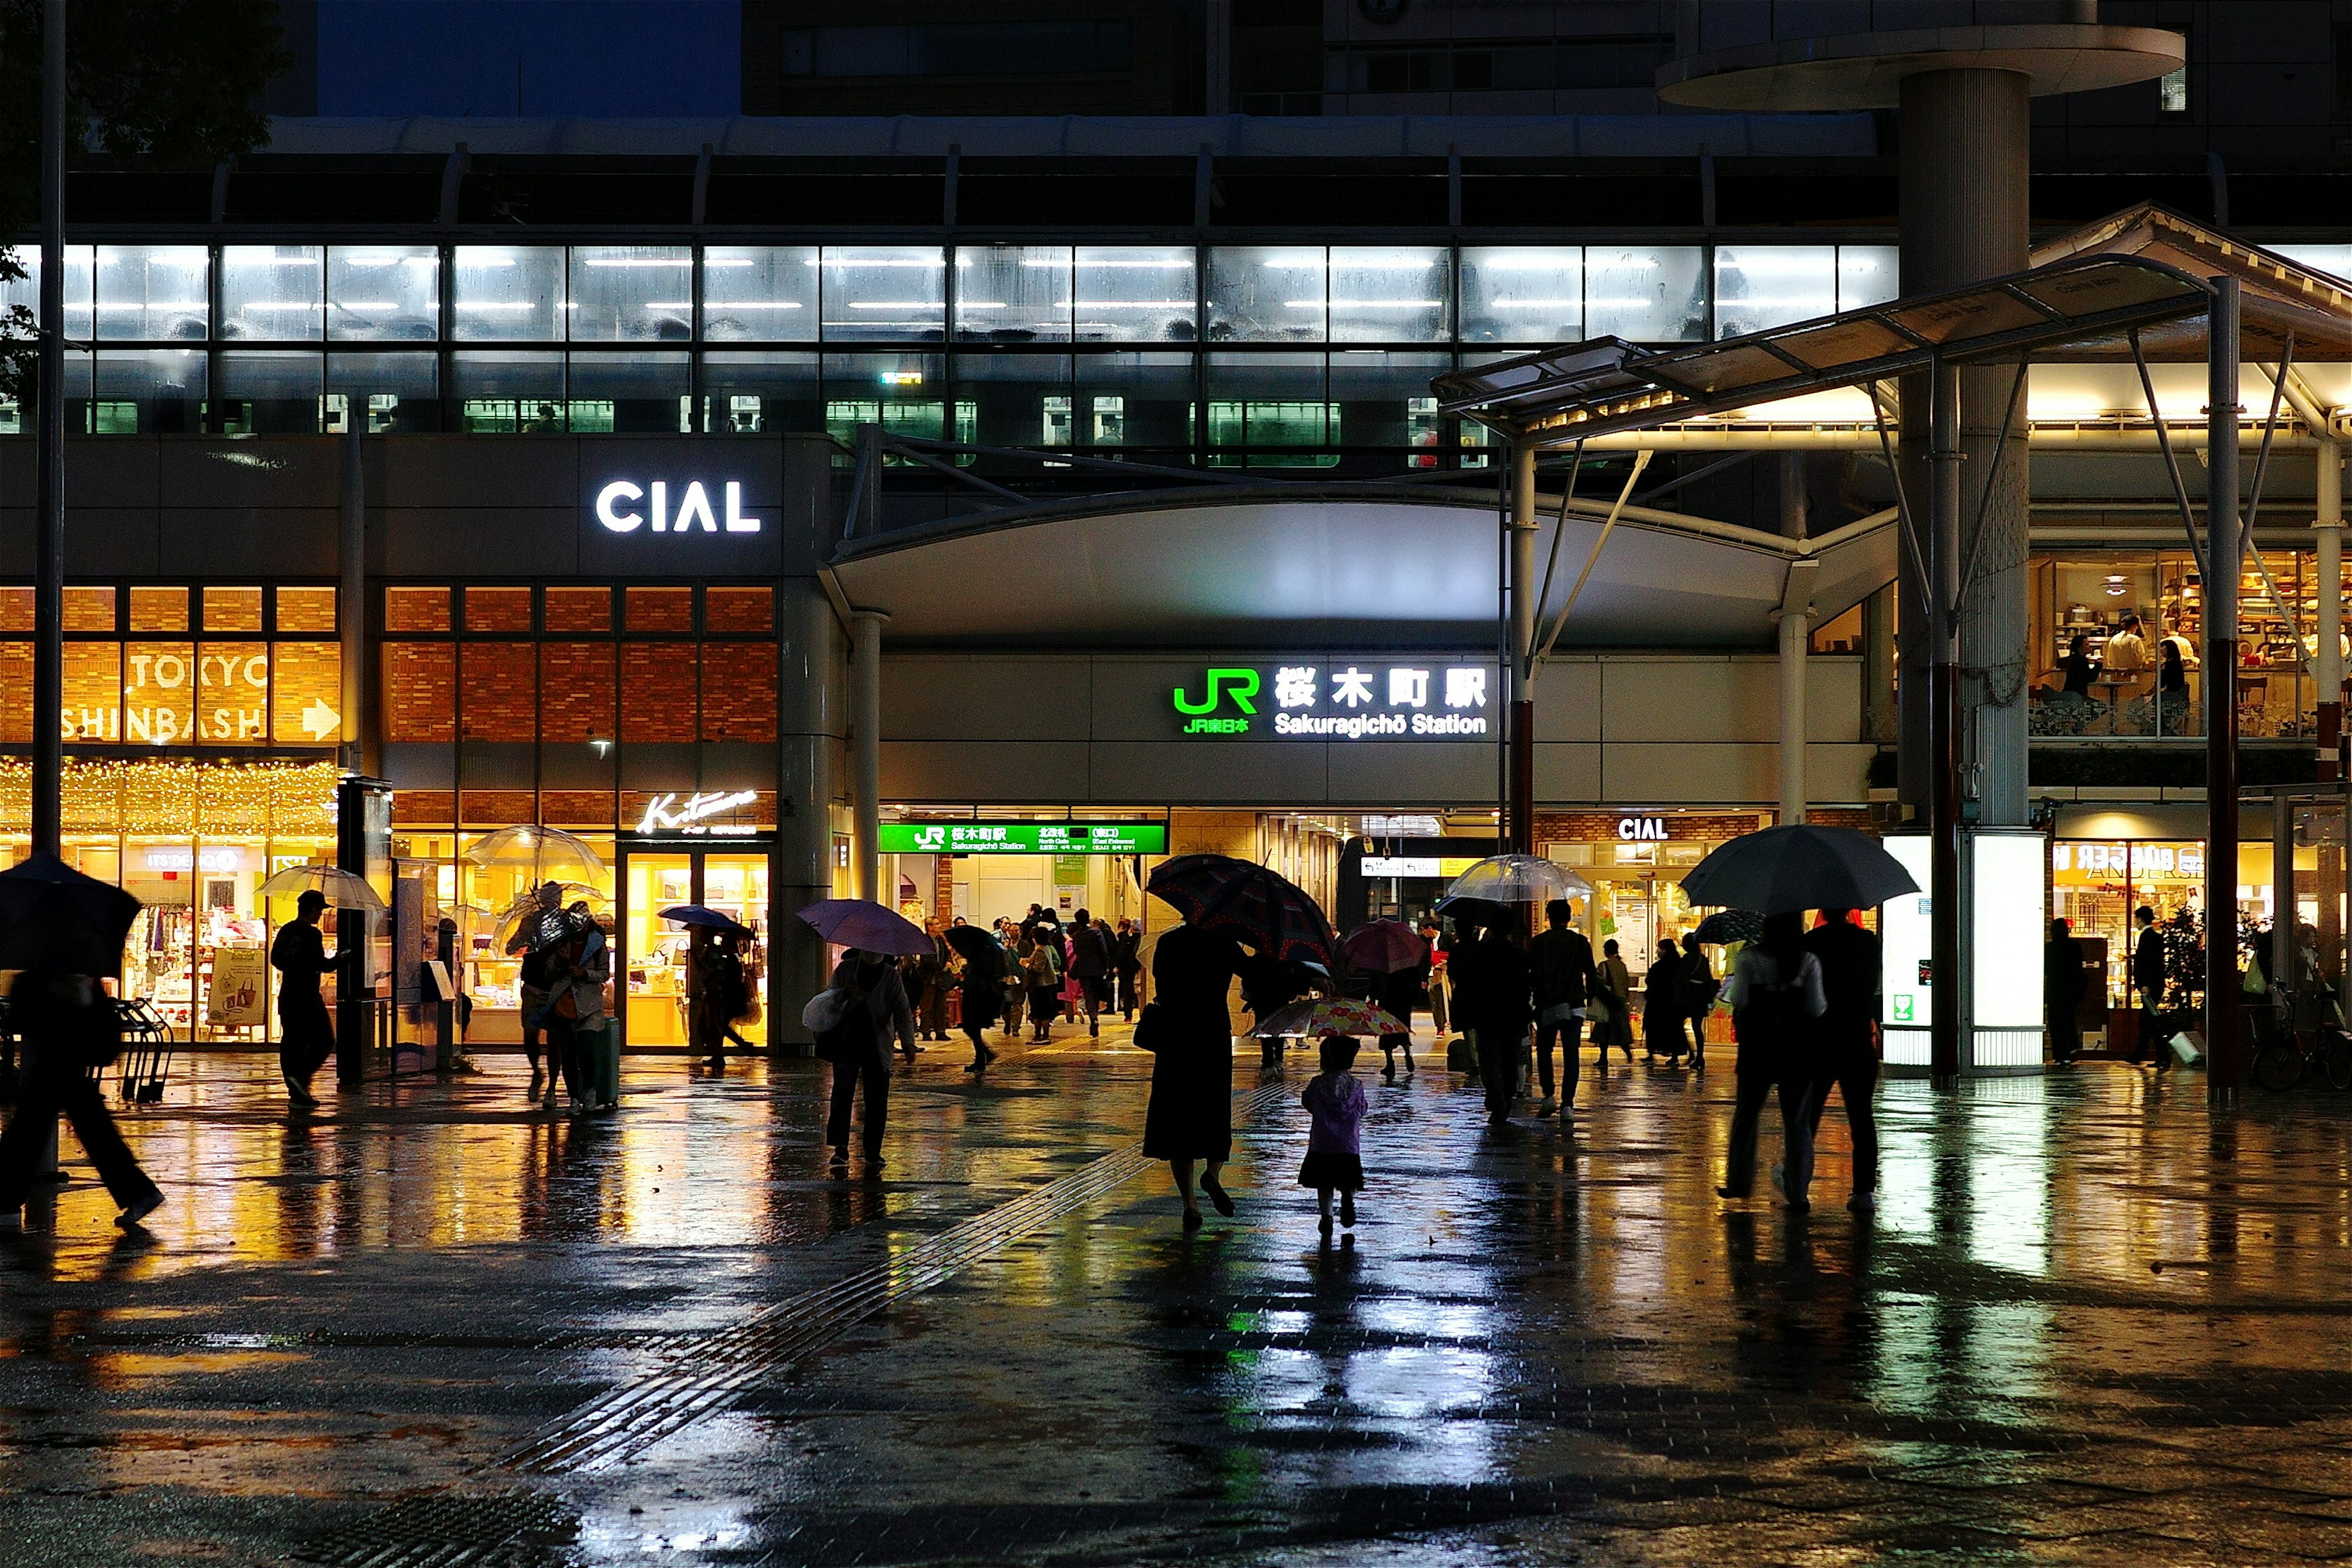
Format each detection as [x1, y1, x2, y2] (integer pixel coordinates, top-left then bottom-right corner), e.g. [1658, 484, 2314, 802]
[1142, 916, 1247, 1231]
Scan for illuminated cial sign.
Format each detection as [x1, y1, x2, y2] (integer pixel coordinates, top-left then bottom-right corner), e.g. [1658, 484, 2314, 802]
[878, 822, 1168, 855]
[594, 479, 763, 535]
[635, 790, 759, 835]
[1617, 816, 1668, 841]
[1172, 663, 1492, 739]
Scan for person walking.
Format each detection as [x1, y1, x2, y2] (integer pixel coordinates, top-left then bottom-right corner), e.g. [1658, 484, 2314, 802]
[507, 880, 568, 1104]
[958, 935, 1005, 1073]
[270, 889, 337, 1110]
[1298, 1035, 1368, 1238]
[1242, 954, 1310, 1072]
[1001, 925, 1029, 1039]
[1528, 898, 1597, 1116]
[1141, 914, 1247, 1230]
[2046, 916, 2088, 1065]
[1449, 908, 1534, 1128]
[1596, 938, 1634, 1066]
[1418, 918, 1449, 1036]
[1112, 918, 1144, 1020]
[1374, 945, 1425, 1082]
[0, 959, 164, 1230]
[1717, 912, 1826, 1211]
[913, 924, 951, 1044]
[548, 905, 615, 1112]
[1677, 938, 1717, 1065]
[2131, 904, 2171, 1071]
[1643, 937, 1686, 1062]
[1023, 931, 1063, 1042]
[1068, 909, 1110, 1038]
[817, 948, 914, 1172]
[1802, 909, 1880, 1213]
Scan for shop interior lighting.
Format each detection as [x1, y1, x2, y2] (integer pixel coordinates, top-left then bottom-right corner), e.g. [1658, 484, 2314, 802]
[580, 258, 692, 268]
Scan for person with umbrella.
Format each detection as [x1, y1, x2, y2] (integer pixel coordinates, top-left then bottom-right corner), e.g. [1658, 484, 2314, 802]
[0, 858, 164, 1231]
[1803, 908, 1881, 1212]
[1643, 937, 1686, 1063]
[815, 947, 915, 1171]
[507, 881, 571, 1106]
[1142, 911, 1249, 1230]
[1342, 919, 1429, 1082]
[271, 889, 338, 1110]
[1716, 912, 1827, 1212]
[945, 923, 1005, 1072]
[1447, 906, 1535, 1128]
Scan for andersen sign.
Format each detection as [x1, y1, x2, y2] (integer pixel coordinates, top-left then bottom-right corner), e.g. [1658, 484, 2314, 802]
[1171, 663, 1492, 739]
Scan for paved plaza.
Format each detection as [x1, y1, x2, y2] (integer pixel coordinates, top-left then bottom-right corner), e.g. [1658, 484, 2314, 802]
[5, 1033, 2352, 1566]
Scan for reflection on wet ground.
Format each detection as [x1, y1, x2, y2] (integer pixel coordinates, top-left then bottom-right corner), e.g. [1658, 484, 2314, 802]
[6, 1035, 2352, 1565]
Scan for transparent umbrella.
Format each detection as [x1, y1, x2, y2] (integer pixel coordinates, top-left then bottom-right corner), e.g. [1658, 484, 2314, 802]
[1436, 853, 1591, 910]
[255, 864, 386, 911]
[462, 825, 609, 884]
[496, 883, 612, 949]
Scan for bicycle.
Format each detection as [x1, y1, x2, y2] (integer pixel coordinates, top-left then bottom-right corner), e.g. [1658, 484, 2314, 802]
[2251, 983, 2352, 1092]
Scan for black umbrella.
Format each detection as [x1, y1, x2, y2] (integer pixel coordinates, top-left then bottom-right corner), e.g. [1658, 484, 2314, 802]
[1689, 908, 1764, 946]
[1145, 853, 1335, 965]
[0, 853, 141, 977]
[1678, 825, 1918, 916]
[942, 924, 1001, 967]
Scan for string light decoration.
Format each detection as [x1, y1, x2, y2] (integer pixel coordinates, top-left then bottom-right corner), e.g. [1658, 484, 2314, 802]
[0, 758, 342, 839]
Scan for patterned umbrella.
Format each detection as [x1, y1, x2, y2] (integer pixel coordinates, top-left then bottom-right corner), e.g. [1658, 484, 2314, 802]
[1341, 919, 1429, 974]
[1248, 996, 1406, 1039]
[1689, 908, 1764, 946]
[1145, 853, 1335, 965]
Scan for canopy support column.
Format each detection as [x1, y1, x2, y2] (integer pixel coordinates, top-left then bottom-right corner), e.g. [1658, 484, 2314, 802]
[851, 611, 888, 905]
[1509, 442, 1537, 855]
[1931, 361, 1964, 1088]
[2207, 276, 2244, 1107]
[2319, 439, 2343, 782]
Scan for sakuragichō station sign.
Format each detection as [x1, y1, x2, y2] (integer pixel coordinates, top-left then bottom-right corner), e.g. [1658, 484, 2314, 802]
[878, 822, 1168, 855]
[1171, 664, 1493, 739]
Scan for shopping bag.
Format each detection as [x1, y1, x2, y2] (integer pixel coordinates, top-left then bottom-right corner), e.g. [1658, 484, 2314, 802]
[2169, 1030, 2204, 1066]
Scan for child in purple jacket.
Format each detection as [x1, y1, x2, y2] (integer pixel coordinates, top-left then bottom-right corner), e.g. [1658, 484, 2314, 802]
[1300, 1035, 1368, 1236]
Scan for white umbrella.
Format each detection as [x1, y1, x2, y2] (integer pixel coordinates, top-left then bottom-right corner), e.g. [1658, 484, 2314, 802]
[496, 884, 612, 949]
[255, 864, 386, 911]
[462, 824, 609, 883]
[1436, 853, 1592, 910]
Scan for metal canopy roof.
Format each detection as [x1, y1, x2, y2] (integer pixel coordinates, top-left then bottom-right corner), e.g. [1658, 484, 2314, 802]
[1436, 207, 2352, 450]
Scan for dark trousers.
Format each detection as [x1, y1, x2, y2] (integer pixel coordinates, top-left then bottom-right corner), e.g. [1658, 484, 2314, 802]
[545, 1014, 586, 1103]
[1535, 1015, 1582, 1101]
[2136, 989, 2170, 1067]
[1806, 1028, 1879, 1197]
[1476, 1026, 1523, 1118]
[2049, 1003, 2082, 1063]
[826, 1051, 889, 1156]
[1116, 970, 1139, 1015]
[519, 986, 548, 1071]
[277, 997, 334, 1090]
[1723, 1068, 1814, 1202]
[0, 1054, 160, 1213]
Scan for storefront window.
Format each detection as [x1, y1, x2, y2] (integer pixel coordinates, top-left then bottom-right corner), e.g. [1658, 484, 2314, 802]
[2052, 840, 2207, 1008]
[130, 587, 189, 632]
[277, 587, 337, 634]
[624, 586, 694, 633]
[386, 586, 453, 632]
[705, 587, 771, 633]
[383, 643, 456, 742]
[544, 586, 612, 633]
[463, 586, 532, 632]
[702, 246, 819, 343]
[203, 587, 263, 632]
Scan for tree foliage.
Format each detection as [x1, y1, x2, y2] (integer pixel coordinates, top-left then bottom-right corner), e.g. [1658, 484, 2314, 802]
[0, 0, 289, 397]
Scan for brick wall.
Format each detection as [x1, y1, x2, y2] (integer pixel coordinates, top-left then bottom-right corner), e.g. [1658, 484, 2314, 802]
[383, 643, 454, 743]
[459, 643, 537, 742]
[699, 644, 777, 742]
[540, 644, 616, 742]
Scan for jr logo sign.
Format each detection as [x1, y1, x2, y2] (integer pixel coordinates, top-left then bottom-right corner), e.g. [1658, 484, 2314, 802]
[1172, 668, 1260, 734]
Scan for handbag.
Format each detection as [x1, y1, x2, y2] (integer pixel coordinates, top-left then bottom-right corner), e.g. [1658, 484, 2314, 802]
[1584, 994, 1613, 1026]
[1132, 1001, 1170, 1052]
[802, 987, 853, 1033]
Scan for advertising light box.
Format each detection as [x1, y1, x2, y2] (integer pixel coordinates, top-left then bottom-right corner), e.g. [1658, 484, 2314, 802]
[1880, 835, 1934, 1033]
[878, 822, 1167, 855]
[1972, 832, 2047, 1031]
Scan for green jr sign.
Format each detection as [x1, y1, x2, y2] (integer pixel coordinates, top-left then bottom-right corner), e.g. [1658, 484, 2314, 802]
[877, 822, 1168, 855]
[1172, 668, 1259, 734]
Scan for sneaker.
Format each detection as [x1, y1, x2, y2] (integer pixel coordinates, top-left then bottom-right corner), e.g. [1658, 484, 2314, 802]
[115, 1190, 162, 1229]
[282, 1071, 318, 1109]
[1536, 1096, 1556, 1118]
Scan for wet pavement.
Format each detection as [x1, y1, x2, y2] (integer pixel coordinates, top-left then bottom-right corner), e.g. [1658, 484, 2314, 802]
[6, 1030, 2352, 1566]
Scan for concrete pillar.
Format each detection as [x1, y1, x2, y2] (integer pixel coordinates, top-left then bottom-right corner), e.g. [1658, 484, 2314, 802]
[776, 578, 842, 1049]
[1863, 583, 1898, 744]
[1778, 608, 1809, 826]
[2206, 277, 2242, 1106]
[1897, 68, 2032, 828]
[1507, 442, 1537, 853]
[338, 426, 372, 775]
[2318, 441, 2343, 780]
[850, 610, 887, 903]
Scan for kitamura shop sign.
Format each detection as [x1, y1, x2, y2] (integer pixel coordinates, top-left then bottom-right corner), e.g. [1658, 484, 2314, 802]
[1172, 663, 1492, 739]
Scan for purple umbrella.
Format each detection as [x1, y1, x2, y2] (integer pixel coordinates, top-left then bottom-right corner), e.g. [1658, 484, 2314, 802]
[1341, 919, 1429, 975]
[796, 898, 934, 957]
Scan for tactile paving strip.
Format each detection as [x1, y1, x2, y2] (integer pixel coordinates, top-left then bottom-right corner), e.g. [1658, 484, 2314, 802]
[500, 1078, 1298, 1475]
[293, 1489, 574, 1567]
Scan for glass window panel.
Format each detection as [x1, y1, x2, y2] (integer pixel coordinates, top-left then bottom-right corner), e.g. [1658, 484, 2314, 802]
[384, 587, 451, 632]
[275, 587, 336, 633]
[1838, 245, 1901, 311]
[625, 587, 694, 633]
[463, 586, 532, 632]
[328, 246, 440, 341]
[565, 350, 689, 434]
[1714, 246, 1836, 339]
[63, 642, 120, 741]
[956, 245, 1071, 343]
[215, 351, 323, 434]
[539, 644, 615, 741]
[94, 350, 205, 433]
[1072, 351, 1194, 449]
[64, 587, 116, 631]
[569, 245, 693, 342]
[956, 353, 1073, 448]
[130, 587, 189, 632]
[699, 644, 776, 741]
[703, 246, 819, 342]
[1075, 246, 1196, 344]
[820, 246, 946, 342]
[0, 643, 27, 744]
[327, 351, 439, 434]
[620, 643, 696, 741]
[1329, 246, 1449, 344]
[452, 246, 565, 342]
[1585, 246, 1706, 342]
[219, 245, 323, 341]
[95, 244, 209, 341]
[700, 350, 820, 434]
[705, 587, 772, 633]
[544, 587, 612, 632]
[203, 587, 263, 632]
[0, 590, 26, 630]
[453, 350, 565, 432]
[1208, 247, 1326, 342]
[198, 643, 269, 744]
[123, 643, 196, 745]
[383, 643, 455, 742]
[1207, 352, 1333, 466]
[1460, 247, 1580, 344]
[823, 353, 952, 444]
[1, 246, 94, 340]
[1330, 350, 1450, 458]
[272, 642, 342, 743]
[459, 643, 536, 742]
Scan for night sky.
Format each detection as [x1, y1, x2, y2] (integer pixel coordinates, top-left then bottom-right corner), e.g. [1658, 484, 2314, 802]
[315, 0, 742, 118]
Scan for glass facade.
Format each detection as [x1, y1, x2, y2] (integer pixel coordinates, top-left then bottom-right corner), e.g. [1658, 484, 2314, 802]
[0, 241, 1900, 447]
